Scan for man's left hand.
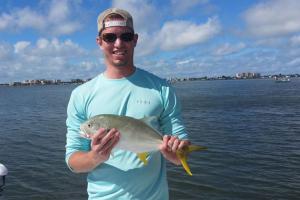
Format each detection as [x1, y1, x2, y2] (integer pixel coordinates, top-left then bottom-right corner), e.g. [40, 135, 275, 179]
[159, 135, 190, 165]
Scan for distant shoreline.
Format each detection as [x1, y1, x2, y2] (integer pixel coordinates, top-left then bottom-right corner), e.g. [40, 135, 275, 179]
[1, 74, 299, 87]
[0, 82, 83, 87]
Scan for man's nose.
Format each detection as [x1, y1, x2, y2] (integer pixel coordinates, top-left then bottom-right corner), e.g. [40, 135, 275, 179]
[114, 37, 124, 47]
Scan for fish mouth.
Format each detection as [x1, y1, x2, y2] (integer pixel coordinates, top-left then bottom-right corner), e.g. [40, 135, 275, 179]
[79, 130, 89, 138]
[79, 125, 91, 139]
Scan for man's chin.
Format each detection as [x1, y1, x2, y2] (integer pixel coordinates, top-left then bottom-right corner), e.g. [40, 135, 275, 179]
[113, 61, 128, 67]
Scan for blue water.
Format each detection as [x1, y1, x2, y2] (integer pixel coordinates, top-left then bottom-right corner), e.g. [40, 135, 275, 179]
[0, 79, 299, 200]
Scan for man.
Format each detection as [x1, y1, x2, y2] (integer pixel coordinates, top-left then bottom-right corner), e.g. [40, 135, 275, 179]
[65, 8, 190, 200]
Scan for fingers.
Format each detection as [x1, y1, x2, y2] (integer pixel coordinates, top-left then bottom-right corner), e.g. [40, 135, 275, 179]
[178, 140, 190, 150]
[91, 128, 120, 155]
[160, 135, 189, 165]
[101, 134, 119, 155]
[162, 135, 190, 153]
[91, 128, 107, 146]
[160, 135, 170, 151]
[99, 129, 120, 153]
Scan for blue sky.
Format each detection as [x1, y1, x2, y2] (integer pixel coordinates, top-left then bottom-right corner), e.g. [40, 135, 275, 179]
[1, 0, 300, 83]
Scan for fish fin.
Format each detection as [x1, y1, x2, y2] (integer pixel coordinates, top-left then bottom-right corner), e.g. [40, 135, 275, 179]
[176, 151, 192, 176]
[176, 145, 207, 176]
[137, 152, 149, 165]
[187, 145, 207, 153]
[140, 116, 157, 127]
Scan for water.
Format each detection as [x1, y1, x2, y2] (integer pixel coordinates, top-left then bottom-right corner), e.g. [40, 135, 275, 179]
[0, 79, 299, 200]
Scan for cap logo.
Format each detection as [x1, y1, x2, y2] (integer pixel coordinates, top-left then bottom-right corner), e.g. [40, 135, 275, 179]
[104, 20, 127, 28]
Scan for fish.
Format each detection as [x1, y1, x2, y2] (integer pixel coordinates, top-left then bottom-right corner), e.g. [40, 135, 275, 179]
[80, 114, 207, 176]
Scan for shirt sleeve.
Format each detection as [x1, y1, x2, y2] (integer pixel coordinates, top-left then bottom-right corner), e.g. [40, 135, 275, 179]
[159, 82, 189, 140]
[65, 89, 91, 170]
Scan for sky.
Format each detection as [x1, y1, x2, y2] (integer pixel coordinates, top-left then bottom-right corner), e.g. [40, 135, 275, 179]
[0, 0, 300, 83]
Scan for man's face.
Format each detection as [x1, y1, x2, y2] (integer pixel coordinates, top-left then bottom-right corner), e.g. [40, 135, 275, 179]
[97, 26, 138, 68]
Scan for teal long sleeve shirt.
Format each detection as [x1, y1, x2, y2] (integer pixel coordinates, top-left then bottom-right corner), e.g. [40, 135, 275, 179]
[65, 68, 188, 200]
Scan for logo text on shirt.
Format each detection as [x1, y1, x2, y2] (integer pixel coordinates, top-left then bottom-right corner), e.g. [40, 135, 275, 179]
[136, 99, 151, 105]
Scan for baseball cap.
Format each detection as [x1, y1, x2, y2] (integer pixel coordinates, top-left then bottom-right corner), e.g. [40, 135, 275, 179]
[97, 8, 134, 33]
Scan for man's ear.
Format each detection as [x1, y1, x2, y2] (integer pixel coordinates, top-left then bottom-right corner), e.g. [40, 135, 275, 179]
[133, 34, 138, 47]
[96, 36, 103, 48]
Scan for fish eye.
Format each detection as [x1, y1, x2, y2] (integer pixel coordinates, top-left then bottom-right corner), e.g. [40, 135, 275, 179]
[88, 124, 91, 127]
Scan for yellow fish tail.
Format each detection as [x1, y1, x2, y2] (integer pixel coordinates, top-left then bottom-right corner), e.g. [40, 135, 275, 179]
[176, 145, 207, 176]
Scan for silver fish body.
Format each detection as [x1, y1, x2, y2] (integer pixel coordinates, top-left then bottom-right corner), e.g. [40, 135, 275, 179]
[80, 114, 162, 153]
[80, 114, 207, 176]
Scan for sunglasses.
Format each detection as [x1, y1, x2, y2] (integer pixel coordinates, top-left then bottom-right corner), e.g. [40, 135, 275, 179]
[101, 32, 135, 43]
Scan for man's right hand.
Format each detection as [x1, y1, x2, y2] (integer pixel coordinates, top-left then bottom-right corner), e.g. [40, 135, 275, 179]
[90, 128, 120, 164]
[68, 128, 120, 173]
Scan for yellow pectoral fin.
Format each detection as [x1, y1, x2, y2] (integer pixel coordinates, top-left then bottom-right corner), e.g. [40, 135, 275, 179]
[176, 151, 192, 176]
[137, 152, 149, 165]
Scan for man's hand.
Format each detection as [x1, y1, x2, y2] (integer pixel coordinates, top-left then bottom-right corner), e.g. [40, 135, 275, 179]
[68, 128, 120, 173]
[90, 128, 120, 164]
[159, 135, 190, 165]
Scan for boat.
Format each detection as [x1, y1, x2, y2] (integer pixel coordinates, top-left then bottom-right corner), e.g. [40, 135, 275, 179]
[0, 163, 8, 192]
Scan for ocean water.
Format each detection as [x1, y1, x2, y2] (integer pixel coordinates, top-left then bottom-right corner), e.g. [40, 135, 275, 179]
[0, 79, 299, 200]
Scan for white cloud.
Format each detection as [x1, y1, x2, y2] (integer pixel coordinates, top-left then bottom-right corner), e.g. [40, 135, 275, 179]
[244, 0, 300, 37]
[112, 0, 161, 56]
[2, 0, 299, 82]
[0, 8, 45, 30]
[47, 0, 81, 35]
[158, 17, 220, 51]
[0, 38, 99, 83]
[17, 8, 45, 30]
[30, 38, 86, 58]
[176, 58, 195, 65]
[14, 41, 31, 53]
[290, 35, 300, 46]
[112, 0, 160, 33]
[0, 0, 82, 35]
[111, 0, 220, 54]
[135, 17, 220, 55]
[48, 0, 70, 23]
[79, 61, 98, 71]
[287, 57, 300, 67]
[0, 8, 43, 30]
[254, 38, 285, 47]
[213, 42, 246, 56]
[0, 43, 13, 59]
[37, 38, 50, 49]
[52, 22, 82, 35]
[135, 31, 160, 57]
[171, 0, 209, 15]
[0, 13, 12, 30]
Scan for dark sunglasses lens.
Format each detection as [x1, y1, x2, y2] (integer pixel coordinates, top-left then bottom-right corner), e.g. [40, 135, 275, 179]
[102, 32, 134, 43]
[120, 33, 134, 42]
[102, 33, 117, 43]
